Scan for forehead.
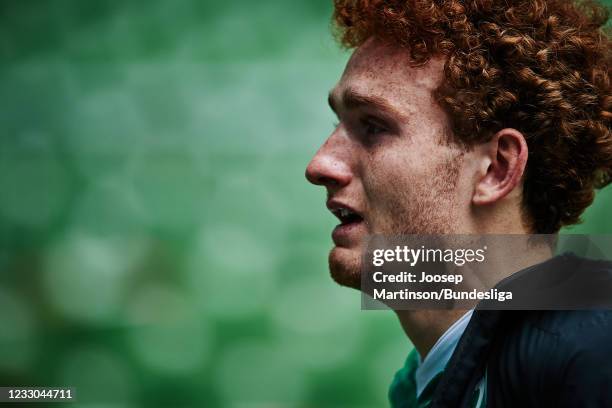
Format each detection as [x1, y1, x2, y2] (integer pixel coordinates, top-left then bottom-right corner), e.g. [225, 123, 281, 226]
[333, 38, 446, 114]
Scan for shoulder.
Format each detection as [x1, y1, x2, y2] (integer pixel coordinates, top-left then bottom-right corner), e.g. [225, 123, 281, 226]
[489, 310, 612, 406]
[523, 309, 612, 335]
[499, 310, 612, 363]
[528, 310, 612, 406]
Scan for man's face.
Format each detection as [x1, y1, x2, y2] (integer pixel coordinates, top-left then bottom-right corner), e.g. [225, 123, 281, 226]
[306, 38, 475, 289]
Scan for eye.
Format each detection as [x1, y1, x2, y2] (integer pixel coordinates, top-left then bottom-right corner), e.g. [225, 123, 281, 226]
[361, 117, 387, 137]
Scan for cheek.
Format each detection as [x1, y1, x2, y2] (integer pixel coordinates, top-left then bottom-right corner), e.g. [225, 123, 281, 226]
[360, 140, 464, 233]
[361, 147, 425, 224]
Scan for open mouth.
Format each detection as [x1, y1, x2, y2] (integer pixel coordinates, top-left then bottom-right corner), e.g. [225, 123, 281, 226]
[331, 206, 364, 226]
[327, 203, 365, 244]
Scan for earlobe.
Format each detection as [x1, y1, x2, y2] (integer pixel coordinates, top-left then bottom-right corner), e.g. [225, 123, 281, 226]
[472, 129, 528, 206]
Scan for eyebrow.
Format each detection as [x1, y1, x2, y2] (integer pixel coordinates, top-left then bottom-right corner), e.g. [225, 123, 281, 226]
[328, 88, 405, 120]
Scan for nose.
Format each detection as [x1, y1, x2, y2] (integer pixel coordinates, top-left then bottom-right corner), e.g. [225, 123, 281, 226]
[305, 135, 352, 189]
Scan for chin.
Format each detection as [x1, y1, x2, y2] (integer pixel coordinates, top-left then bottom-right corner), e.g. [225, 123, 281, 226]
[328, 246, 362, 290]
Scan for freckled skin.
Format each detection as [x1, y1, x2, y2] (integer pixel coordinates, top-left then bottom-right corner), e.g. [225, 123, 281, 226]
[306, 38, 481, 289]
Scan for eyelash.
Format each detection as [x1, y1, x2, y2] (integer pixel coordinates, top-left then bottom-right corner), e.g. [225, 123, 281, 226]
[331, 116, 389, 142]
[361, 117, 387, 137]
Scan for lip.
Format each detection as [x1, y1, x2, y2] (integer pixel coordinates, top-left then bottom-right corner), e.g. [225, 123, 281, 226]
[332, 220, 366, 245]
[326, 199, 362, 218]
[326, 199, 365, 245]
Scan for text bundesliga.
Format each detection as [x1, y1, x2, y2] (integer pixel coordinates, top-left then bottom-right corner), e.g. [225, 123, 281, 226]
[373, 288, 513, 302]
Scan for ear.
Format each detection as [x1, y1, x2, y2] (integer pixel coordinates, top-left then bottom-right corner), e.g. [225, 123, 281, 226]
[472, 128, 528, 206]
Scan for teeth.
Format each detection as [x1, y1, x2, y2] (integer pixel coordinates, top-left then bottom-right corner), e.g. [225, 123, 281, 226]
[339, 208, 352, 218]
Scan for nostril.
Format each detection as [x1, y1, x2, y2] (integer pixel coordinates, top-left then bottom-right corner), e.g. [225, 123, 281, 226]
[318, 175, 339, 187]
[306, 164, 340, 187]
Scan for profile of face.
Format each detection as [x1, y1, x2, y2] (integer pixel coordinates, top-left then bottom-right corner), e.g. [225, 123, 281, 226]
[305, 38, 487, 289]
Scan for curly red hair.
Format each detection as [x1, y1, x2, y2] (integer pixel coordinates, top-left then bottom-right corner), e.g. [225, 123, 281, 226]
[333, 0, 612, 233]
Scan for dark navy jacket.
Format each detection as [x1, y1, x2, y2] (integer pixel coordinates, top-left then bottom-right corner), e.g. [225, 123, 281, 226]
[431, 255, 612, 407]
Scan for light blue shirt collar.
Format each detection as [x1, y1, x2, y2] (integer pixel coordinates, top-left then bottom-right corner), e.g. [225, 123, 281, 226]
[414, 310, 474, 398]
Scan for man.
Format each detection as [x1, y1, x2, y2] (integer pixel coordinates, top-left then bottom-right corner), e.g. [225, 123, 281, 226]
[305, 0, 612, 406]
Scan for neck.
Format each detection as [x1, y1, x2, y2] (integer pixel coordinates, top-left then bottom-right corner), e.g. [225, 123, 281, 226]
[395, 309, 468, 358]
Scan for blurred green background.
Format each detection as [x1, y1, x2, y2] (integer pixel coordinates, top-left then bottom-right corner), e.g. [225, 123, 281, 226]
[0, 0, 611, 407]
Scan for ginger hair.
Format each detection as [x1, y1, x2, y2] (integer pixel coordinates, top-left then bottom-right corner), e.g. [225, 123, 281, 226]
[333, 0, 612, 233]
